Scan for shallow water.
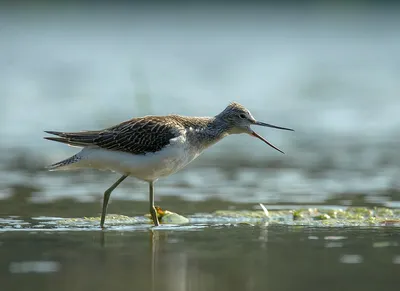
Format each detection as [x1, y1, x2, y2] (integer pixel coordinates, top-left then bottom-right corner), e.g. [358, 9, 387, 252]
[1, 222, 399, 291]
[1, 210, 400, 290]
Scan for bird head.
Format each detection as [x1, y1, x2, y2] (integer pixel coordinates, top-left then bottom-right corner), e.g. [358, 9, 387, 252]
[217, 102, 294, 154]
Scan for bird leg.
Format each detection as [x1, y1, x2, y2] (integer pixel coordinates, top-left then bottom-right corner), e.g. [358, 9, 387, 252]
[100, 174, 128, 228]
[149, 181, 160, 226]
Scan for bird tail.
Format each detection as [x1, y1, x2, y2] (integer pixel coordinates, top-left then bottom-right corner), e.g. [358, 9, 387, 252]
[43, 130, 100, 147]
[46, 154, 82, 171]
[44, 130, 97, 171]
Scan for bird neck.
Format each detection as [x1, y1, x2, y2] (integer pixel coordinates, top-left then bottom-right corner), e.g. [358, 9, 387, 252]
[183, 117, 230, 150]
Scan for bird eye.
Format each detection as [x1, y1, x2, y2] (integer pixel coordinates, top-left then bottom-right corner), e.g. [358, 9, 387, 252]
[239, 114, 246, 119]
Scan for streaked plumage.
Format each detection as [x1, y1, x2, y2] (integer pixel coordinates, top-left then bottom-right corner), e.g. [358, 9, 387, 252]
[44, 102, 293, 227]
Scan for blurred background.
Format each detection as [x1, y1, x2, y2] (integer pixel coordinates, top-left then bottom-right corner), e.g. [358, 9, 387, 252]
[1, 2, 400, 291]
[0, 1, 400, 215]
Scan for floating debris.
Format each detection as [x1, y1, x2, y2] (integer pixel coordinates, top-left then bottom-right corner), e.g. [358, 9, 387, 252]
[151, 206, 190, 224]
[259, 203, 270, 218]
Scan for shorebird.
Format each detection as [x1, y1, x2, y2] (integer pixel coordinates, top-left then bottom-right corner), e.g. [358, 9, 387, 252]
[44, 102, 293, 227]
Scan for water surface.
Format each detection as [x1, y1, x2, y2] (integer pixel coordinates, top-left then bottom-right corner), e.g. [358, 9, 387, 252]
[1, 223, 399, 291]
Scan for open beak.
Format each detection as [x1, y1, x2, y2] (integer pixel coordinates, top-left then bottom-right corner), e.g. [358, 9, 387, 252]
[251, 121, 294, 154]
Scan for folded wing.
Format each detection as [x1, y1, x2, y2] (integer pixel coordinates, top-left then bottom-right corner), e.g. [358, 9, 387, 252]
[44, 117, 181, 155]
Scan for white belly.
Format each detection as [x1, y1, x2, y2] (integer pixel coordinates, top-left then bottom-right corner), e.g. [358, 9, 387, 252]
[72, 136, 202, 182]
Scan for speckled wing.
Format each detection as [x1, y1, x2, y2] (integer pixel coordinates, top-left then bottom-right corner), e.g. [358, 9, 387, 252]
[44, 117, 182, 155]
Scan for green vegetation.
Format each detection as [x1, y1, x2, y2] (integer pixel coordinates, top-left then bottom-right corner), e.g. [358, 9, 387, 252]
[55, 206, 400, 228]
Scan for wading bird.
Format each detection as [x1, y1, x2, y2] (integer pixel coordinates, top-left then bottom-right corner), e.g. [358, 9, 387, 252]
[45, 102, 293, 227]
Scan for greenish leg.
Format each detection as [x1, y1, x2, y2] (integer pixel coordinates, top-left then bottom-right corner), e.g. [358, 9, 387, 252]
[149, 181, 159, 226]
[100, 174, 128, 228]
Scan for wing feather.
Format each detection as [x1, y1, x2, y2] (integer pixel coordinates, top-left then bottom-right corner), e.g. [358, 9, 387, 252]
[44, 117, 182, 155]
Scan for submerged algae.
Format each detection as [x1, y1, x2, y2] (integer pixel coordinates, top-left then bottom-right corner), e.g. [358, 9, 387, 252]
[289, 206, 400, 227]
[53, 206, 400, 228]
[58, 214, 143, 227]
